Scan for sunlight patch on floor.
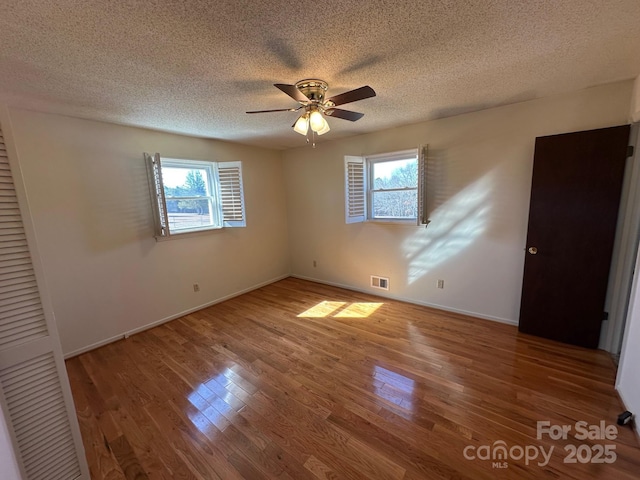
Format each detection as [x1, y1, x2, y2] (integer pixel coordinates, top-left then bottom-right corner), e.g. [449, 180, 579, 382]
[298, 301, 346, 317]
[298, 301, 383, 318]
[335, 302, 383, 318]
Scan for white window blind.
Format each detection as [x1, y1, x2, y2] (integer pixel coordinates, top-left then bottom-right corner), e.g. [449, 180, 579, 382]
[418, 145, 429, 227]
[218, 161, 246, 227]
[345, 156, 366, 224]
[144, 152, 169, 237]
[0, 125, 89, 480]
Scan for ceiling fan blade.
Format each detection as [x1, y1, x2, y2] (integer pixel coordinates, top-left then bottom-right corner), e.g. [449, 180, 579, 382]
[325, 85, 376, 106]
[324, 108, 364, 122]
[246, 107, 300, 114]
[274, 83, 310, 102]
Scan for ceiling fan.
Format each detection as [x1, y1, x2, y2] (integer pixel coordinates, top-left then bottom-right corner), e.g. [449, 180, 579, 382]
[246, 79, 376, 138]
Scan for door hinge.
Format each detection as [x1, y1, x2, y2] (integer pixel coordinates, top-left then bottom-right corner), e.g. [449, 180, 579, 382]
[603, 311, 609, 321]
[627, 145, 634, 158]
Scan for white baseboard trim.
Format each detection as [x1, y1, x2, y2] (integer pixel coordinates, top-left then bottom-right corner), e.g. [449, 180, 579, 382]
[291, 274, 519, 327]
[63, 274, 290, 359]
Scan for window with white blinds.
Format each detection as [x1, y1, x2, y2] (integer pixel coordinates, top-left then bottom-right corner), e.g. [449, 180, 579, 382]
[145, 153, 246, 238]
[0, 125, 89, 479]
[344, 147, 429, 226]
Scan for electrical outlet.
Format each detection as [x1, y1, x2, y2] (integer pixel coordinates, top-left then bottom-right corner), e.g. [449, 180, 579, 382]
[313, 260, 317, 267]
[437, 279, 444, 289]
[193, 283, 200, 292]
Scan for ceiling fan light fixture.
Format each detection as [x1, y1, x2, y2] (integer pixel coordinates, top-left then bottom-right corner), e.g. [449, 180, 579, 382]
[309, 110, 326, 132]
[316, 120, 330, 135]
[293, 114, 309, 135]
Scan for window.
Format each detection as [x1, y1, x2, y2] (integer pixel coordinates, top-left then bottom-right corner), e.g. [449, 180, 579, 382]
[145, 153, 246, 238]
[370, 153, 418, 220]
[345, 148, 428, 225]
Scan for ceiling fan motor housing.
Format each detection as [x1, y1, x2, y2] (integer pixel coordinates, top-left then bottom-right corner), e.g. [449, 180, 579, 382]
[295, 79, 328, 104]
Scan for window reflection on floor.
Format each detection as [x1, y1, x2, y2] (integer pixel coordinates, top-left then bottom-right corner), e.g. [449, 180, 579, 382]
[187, 371, 234, 434]
[372, 365, 416, 412]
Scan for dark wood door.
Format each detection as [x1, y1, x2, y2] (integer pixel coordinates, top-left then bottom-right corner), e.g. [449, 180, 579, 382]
[518, 125, 630, 348]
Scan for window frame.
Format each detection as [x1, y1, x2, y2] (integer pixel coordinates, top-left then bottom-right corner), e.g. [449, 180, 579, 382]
[345, 147, 428, 226]
[160, 158, 221, 234]
[145, 153, 246, 240]
[367, 150, 420, 223]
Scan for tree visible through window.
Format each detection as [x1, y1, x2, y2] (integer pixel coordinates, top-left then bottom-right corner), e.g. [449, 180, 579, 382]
[181, 170, 208, 214]
[162, 163, 215, 231]
[371, 157, 418, 219]
[145, 153, 246, 237]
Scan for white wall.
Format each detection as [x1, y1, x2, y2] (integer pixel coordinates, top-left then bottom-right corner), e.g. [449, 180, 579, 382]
[6, 108, 290, 356]
[283, 81, 633, 324]
[617, 241, 640, 431]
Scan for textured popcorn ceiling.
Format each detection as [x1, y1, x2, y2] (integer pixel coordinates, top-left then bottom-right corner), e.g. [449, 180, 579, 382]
[1, 1, 639, 149]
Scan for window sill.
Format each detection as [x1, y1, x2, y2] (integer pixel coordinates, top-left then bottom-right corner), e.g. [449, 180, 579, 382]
[155, 226, 224, 242]
[366, 219, 420, 226]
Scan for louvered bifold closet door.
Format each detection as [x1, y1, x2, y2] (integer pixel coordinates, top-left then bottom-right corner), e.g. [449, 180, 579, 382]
[0, 125, 88, 479]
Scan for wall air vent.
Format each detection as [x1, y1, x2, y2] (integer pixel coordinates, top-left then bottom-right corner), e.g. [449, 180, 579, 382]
[370, 275, 389, 291]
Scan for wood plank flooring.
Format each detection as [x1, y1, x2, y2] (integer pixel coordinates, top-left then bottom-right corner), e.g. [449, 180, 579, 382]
[66, 277, 640, 479]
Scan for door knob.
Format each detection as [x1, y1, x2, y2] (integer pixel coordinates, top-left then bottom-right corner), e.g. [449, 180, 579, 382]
[528, 247, 538, 255]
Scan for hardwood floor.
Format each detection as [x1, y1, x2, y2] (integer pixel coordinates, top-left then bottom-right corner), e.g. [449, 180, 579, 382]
[66, 278, 640, 479]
